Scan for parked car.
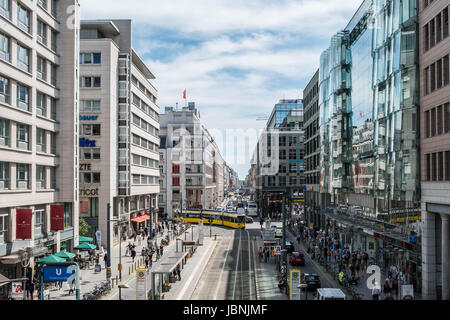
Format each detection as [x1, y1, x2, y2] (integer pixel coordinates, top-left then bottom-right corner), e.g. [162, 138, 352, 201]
[290, 251, 305, 266]
[302, 274, 321, 291]
[285, 241, 294, 254]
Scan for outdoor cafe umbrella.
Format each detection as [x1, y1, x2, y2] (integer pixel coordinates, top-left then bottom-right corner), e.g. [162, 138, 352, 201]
[54, 251, 76, 260]
[37, 255, 66, 263]
[79, 236, 94, 243]
[74, 243, 96, 251]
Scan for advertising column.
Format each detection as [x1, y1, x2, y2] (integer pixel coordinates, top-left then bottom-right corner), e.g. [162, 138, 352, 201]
[136, 268, 148, 300]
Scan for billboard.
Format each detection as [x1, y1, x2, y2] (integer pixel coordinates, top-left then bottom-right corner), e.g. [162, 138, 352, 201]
[16, 209, 32, 239]
[50, 205, 65, 231]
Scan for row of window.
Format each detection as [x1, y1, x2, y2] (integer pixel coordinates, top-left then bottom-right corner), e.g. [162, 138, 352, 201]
[80, 76, 101, 88]
[423, 5, 449, 52]
[0, 118, 56, 153]
[0, 31, 57, 79]
[132, 174, 158, 185]
[132, 134, 158, 153]
[424, 102, 450, 138]
[132, 93, 159, 121]
[80, 171, 100, 184]
[424, 54, 450, 95]
[278, 149, 304, 161]
[278, 163, 304, 174]
[80, 53, 101, 65]
[80, 100, 100, 113]
[303, 82, 318, 110]
[80, 147, 100, 160]
[132, 113, 159, 137]
[132, 154, 158, 169]
[306, 154, 320, 172]
[0, 161, 56, 190]
[306, 173, 320, 185]
[264, 176, 304, 187]
[80, 123, 100, 136]
[131, 75, 157, 104]
[1, 0, 57, 36]
[425, 150, 450, 181]
[0, 74, 55, 118]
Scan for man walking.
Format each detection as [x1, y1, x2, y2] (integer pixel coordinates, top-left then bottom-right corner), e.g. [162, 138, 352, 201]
[176, 264, 181, 281]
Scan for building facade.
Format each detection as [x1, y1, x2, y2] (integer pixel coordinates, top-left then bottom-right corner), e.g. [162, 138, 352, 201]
[419, 0, 450, 300]
[0, 0, 80, 292]
[253, 99, 305, 217]
[303, 70, 321, 228]
[79, 20, 160, 248]
[159, 104, 225, 219]
[318, 0, 422, 292]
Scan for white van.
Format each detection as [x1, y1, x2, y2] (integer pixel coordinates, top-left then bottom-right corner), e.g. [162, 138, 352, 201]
[315, 288, 347, 300]
[247, 203, 258, 217]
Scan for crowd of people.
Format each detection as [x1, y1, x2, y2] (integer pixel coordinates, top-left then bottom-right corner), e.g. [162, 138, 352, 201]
[292, 219, 408, 300]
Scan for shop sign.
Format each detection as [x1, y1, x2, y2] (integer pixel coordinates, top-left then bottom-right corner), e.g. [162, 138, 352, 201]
[43, 267, 75, 282]
[11, 282, 24, 300]
[16, 208, 32, 239]
[79, 138, 96, 147]
[80, 201, 89, 214]
[80, 188, 99, 197]
[80, 164, 92, 171]
[50, 205, 65, 231]
[79, 115, 99, 121]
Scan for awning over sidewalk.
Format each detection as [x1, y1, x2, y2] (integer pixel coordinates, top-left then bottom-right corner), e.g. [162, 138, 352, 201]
[131, 215, 150, 223]
[0, 254, 21, 265]
[0, 274, 10, 287]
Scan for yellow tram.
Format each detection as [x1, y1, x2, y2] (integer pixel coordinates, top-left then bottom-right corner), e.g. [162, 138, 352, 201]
[173, 210, 246, 229]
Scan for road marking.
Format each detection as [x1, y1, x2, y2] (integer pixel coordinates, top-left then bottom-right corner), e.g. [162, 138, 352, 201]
[250, 232, 259, 300]
[212, 232, 234, 300]
[246, 229, 252, 300]
[232, 230, 242, 300]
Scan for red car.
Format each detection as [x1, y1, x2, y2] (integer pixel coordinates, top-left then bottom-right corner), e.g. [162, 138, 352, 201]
[290, 251, 305, 266]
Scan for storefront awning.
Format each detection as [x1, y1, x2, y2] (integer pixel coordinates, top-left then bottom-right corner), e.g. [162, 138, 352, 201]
[131, 215, 149, 223]
[0, 254, 21, 265]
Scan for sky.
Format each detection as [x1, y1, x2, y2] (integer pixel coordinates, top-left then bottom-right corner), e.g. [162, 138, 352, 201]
[78, 0, 363, 179]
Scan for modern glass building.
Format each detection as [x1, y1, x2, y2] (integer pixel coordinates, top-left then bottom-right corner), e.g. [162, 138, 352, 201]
[319, 0, 420, 216]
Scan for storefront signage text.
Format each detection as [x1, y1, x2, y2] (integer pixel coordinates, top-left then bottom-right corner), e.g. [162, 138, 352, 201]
[79, 138, 97, 147]
[80, 188, 99, 196]
[80, 115, 99, 121]
[80, 164, 91, 171]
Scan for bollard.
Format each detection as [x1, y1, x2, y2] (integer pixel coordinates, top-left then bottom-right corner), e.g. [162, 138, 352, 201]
[129, 266, 131, 275]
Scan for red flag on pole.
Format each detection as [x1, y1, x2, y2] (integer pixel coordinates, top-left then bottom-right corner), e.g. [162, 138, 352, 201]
[16, 209, 32, 239]
[183, 89, 186, 100]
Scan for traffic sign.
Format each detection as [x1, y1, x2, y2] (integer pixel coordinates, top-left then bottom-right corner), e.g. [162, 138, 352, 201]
[43, 266, 75, 282]
[11, 282, 24, 300]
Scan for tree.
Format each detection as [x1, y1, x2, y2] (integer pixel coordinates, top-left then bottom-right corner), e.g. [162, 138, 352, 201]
[79, 217, 90, 236]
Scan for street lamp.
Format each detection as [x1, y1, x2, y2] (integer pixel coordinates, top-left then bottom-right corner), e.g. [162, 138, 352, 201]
[18, 247, 33, 300]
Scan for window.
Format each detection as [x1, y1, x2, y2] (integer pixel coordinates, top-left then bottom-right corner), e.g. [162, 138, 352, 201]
[81, 172, 100, 184]
[432, 153, 437, 181]
[37, 20, 47, 45]
[0, 0, 11, 19]
[37, 0, 48, 9]
[446, 151, 450, 181]
[431, 108, 436, 136]
[17, 44, 29, 72]
[16, 83, 29, 111]
[0, 212, 8, 244]
[0, 75, 9, 104]
[51, 30, 57, 51]
[50, 132, 56, 154]
[36, 128, 46, 153]
[289, 176, 297, 186]
[81, 124, 101, 136]
[80, 53, 101, 64]
[92, 172, 100, 184]
[50, 98, 56, 120]
[0, 118, 9, 146]
[17, 4, 30, 33]
[51, 63, 56, 86]
[16, 163, 29, 189]
[81, 148, 100, 160]
[437, 58, 443, 89]
[80, 100, 100, 112]
[16, 123, 29, 150]
[36, 165, 46, 189]
[50, 167, 56, 189]
[36, 92, 47, 117]
[426, 153, 431, 181]
[444, 7, 449, 39]
[34, 208, 45, 238]
[289, 163, 297, 173]
[0, 32, 10, 62]
[289, 149, 297, 160]
[0, 162, 9, 189]
[445, 103, 450, 133]
[444, 55, 449, 86]
[437, 105, 443, 135]
[80, 76, 101, 88]
[438, 152, 444, 181]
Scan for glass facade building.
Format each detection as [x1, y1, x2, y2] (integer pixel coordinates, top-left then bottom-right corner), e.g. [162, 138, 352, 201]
[319, 0, 420, 216]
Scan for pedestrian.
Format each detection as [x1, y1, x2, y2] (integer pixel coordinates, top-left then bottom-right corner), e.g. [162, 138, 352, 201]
[131, 247, 136, 262]
[265, 247, 269, 263]
[103, 253, 108, 268]
[29, 281, 35, 300]
[355, 262, 361, 279]
[160, 243, 164, 256]
[391, 277, 399, 300]
[176, 264, 181, 280]
[383, 279, 391, 299]
[69, 279, 75, 295]
[372, 282, 381, 300]
[337, 255, 343, 272]
[145, 256, 149, 269]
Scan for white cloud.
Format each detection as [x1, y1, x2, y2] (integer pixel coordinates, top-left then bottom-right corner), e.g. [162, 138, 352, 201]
[77, 0, 363, 178]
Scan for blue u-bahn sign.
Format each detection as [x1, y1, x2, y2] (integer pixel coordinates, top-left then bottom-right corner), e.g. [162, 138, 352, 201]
[43, 267, 76, 282]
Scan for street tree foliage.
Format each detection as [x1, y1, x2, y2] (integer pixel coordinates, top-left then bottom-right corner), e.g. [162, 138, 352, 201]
[79, 217, 91, 236]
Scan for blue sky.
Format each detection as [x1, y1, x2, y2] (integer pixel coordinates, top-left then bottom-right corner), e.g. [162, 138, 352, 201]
[78, 0, 363, 179]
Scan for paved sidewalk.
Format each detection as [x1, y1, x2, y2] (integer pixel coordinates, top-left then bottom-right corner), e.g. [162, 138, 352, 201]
[254, 229, 288, 300]
[45, 224, 188, 300]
